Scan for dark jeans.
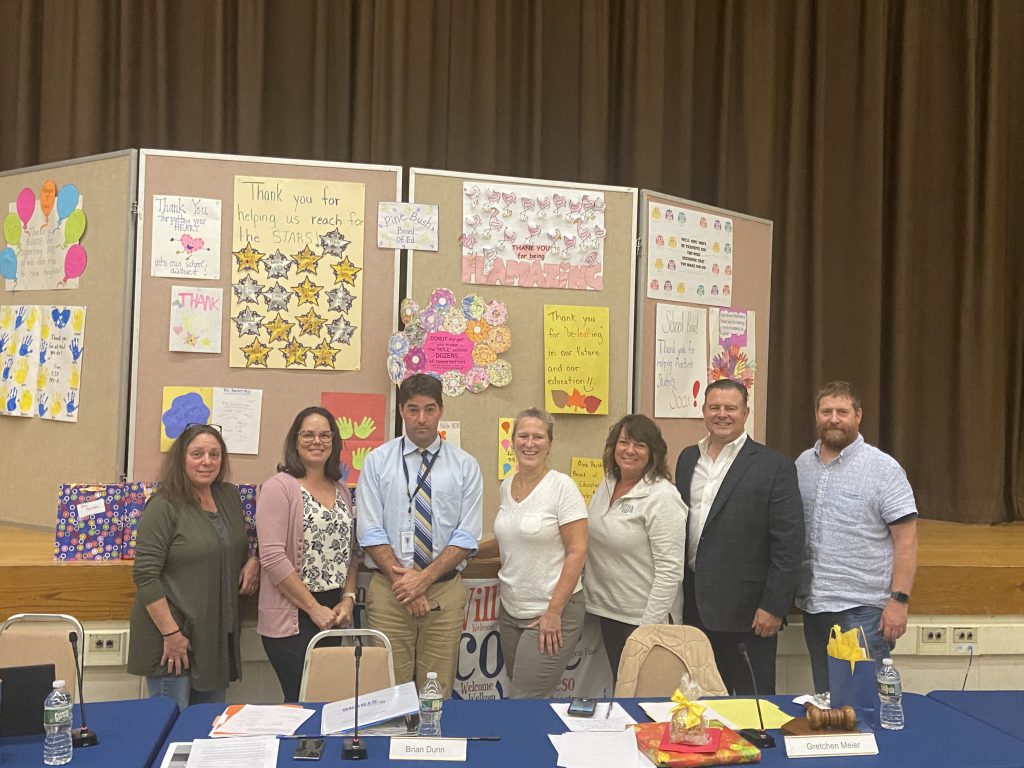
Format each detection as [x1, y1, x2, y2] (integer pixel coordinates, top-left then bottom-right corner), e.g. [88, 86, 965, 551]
[596, 615, 639, 685]
[803, 606, 893, 694]
[261, 588, 340, 702]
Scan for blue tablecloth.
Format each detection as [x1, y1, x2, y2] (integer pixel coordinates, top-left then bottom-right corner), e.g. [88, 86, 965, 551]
[158, 693, 1024, 767]
[0, 696, 178, 768]
[929, 690, 1024, 744]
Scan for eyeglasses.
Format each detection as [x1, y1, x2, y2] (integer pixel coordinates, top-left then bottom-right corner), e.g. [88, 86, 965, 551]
[298, 431, 334, 444]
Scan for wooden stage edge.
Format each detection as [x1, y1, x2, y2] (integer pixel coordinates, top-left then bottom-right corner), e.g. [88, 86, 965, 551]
[2, 520, 1023, 620]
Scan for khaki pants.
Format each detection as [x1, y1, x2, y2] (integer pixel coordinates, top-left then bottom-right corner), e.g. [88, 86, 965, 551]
[366, 572, 466, 696]
[499, 590, 585, 698]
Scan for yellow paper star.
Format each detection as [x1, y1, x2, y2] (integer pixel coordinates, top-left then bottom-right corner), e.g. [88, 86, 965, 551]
[331, 254, 362, 286]
[264, 312, 295, 344]
[293, 245, 323, 274]
[280, 337, 310, 367]
[310, 338, 339, 369]
[295, 307, 327, 337]
[239, 338, 272, 367]
[234, 242, 264, 272]
[292, 276, 323, 306]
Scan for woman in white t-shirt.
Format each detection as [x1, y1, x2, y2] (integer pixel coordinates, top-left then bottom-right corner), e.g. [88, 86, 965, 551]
[477, 408, 588, 698]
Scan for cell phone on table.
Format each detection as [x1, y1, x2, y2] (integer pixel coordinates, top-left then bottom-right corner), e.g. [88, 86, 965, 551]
[293, 737, 324, 760]
[567, 697, 598, 717]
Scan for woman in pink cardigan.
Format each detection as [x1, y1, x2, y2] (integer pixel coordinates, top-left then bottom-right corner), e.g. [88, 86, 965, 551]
[256, 406, 359, 701]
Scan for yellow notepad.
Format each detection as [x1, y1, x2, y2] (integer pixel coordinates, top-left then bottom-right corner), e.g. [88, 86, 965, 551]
[704, 698, 793, 730]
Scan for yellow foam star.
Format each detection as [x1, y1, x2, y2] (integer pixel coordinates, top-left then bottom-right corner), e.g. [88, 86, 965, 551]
[310, 338, 340, 369]
[264, 312, 295, 344]
[331, 254, 362, 286]
[233, 242, 264, 272]
[238, 338, 272, 367]
[292, 276, 323, 306]
[293, 245, 323, 274]
[281, 337, 310, 367]
[295, 307, 327, 337]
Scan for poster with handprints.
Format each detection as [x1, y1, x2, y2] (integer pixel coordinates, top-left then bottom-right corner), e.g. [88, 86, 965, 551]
[461, 182, 606, 290]
[39, 306, 87, 422]
[654, 304, 707, 418]
[229, 175, 365, 370]
[3, 182, 87, 291]
[321, 392, 386, 487]
[543, 305, 608, 415]
[0, 305, 40, 417]
[709, 307, 756, 431]
[169, 286, 223, 353]
[150, 195, 222, 279]
[647, 202, 733, 306]
[497, 417, 517, 480]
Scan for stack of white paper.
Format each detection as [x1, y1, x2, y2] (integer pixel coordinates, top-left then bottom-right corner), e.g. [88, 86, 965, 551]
[209, 704, 314, 737]
[550, 702, 638, 732]
[186, 736, 279, 768]
[548, 731, 641, 768]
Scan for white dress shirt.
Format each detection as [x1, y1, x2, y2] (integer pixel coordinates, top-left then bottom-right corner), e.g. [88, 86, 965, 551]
[687, 431, 748, 569]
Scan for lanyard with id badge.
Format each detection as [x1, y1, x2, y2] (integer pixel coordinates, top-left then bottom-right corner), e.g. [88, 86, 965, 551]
[399, 440, 441, 556]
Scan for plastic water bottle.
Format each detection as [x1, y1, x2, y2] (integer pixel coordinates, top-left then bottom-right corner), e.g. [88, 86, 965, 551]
[43, 679, 73, 765]
[877, 658, 904, 730]
[418, 672, 444, 737]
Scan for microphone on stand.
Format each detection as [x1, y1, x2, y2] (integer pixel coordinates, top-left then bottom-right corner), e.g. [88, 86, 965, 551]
[68, 632, 98, 748]
[737, 642, 774, 749]
[342, 642, 367, 760]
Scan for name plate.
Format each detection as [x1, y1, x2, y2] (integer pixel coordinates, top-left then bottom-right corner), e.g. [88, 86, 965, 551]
[785, 733, 879, 758]
[390, 737, 468, 762]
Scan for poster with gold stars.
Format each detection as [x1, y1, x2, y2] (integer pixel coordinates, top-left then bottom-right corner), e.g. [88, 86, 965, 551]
[229, 175, 365, 369]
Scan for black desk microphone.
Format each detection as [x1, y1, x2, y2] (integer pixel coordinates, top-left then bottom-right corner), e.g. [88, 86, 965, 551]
[68, 632, 98, 747]
[342, 643, 368, 760]
[737, 642, 775, 749]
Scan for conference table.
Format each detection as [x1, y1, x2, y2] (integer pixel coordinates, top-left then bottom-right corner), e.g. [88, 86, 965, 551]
[929, 689, 1024, 744]
[157, 692, 1024, 767]
[0, 695, 178, 767]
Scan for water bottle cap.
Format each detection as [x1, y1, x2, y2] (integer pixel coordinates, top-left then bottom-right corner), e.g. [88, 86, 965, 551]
[53, 680, 65, 688]
[426, 672, 438, 679]
[882, 658, 893, 665]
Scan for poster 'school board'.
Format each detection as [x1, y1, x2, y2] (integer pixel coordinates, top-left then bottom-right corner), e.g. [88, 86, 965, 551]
[129, 151, 402, 485]
[0, 151, 138, 528]
[635, 190, 773, 452]
[408, 168, 638, 532]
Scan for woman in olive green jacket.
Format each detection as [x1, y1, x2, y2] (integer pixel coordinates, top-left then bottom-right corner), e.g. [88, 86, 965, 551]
[127, 424, 260, 710]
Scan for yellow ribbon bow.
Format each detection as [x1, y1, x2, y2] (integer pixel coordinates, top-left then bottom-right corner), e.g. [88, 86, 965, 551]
[670, 689, 707, 729]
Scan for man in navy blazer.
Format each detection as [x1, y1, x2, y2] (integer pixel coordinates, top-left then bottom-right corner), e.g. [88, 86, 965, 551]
[675, 380, 804, 694]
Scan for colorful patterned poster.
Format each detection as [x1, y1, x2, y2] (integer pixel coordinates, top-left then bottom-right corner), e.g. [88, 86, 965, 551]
[461, 182, 606, 290]
[169, 286, 223, 353]
[229, 175, 365, 370]
[647, 202, 733, 306]
[497, 417, 516, 480]
[150, 195, 222, 279]
[377, 202, 438, 251]
[0, 305, 85, 421]
[569, 457, 604, 504]
[387, 289, 512, 396]
[543, 305, 608, 415]
[321, 392, 387, 486]
[709, 307, 756, 431]
[654, 304, 708, 419]
[3, 182, 87, 291]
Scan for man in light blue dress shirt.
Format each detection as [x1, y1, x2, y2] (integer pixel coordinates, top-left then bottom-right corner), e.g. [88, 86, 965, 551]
[357, 374, 483, 695]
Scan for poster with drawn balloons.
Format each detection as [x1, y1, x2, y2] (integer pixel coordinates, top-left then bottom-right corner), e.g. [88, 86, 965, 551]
[460, 182, 606, 290]
[3, 182, 88, 291]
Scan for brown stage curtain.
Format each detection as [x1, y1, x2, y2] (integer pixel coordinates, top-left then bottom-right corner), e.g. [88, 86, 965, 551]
[1, 0, 1021, 522]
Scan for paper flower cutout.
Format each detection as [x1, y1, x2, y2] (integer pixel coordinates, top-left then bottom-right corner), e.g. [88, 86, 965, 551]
[483, 300, 507, 326]
[462, 294, 486, 320]
[487, 325, 512, 353]
[430, 288, 456, 313]
[405, 347, 426, 373]
[471, 343, 497, 366]
[465, 319, 491, 343]
[388, 333, 410, 356]
[421, 307, 442, 333]
[442, 312, 467, 334]
[465, 366, 489, 393]
[442, 370, 466, 397]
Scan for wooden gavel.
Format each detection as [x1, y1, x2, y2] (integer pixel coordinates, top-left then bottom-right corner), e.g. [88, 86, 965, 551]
[804, 704, 857, 730]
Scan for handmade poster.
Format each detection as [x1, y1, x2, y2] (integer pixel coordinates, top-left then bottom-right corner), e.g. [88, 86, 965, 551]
[38, 306, 86, 422]
[169, 286, 223, 353]
[321, 392, 387, 486]
[438, 419, 461, 448]
[160, 386, 214, 451]
[461, 182, 606, 290]
[569, 457, 604, 504]
[647, 202, 733, 307]
[709, 307, 756, 431]
[229, 175, 365, 370]
[387, 290, 513, 396]
[377, 202, 438, 251]
[3, 182, 87, 291]
[212, 387, 262, 455]
[497, 417, 516, 480]
[0, 305, 40, 417]
[654, 304, 708, 418]
[454, 579, 510, 699]
[543, 305, 608, 415]
[150, 194, 222, 279]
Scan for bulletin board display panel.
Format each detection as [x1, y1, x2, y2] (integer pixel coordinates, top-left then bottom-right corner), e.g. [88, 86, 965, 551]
[0, 151, 138, 527]
[409, 168, 638, 532]
[130, 151, 401, 485]
[636, 190, 773, 451]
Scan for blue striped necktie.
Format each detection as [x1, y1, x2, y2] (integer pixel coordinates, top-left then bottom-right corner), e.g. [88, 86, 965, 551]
[413, 449, 433, 570]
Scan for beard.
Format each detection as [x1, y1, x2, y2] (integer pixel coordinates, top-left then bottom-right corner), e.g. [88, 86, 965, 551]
[818, 424, 857, 451]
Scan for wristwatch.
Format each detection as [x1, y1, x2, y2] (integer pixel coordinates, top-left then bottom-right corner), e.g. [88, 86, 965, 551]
[343, 592, 358, 603]
[889, 591, 910, 604]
